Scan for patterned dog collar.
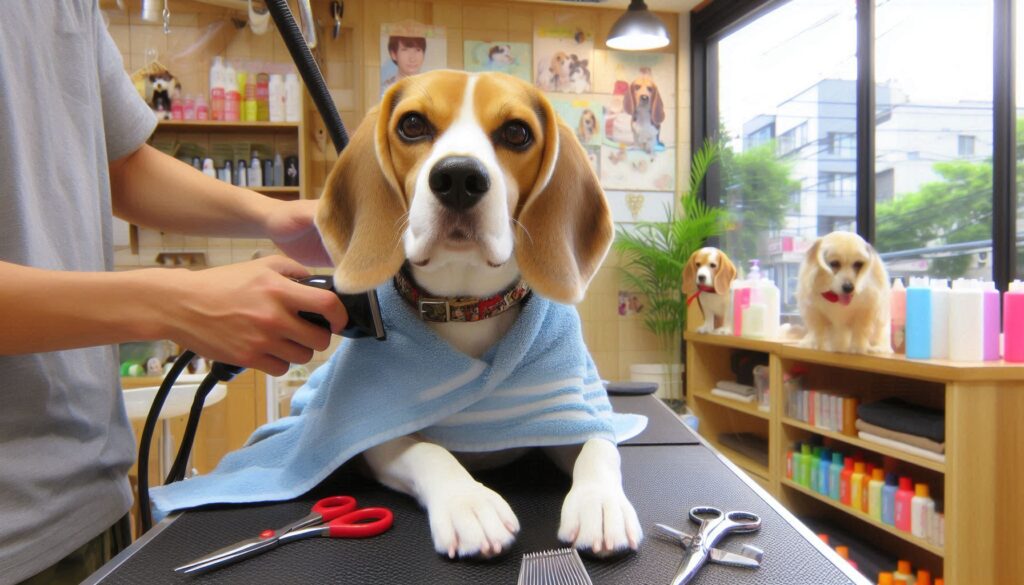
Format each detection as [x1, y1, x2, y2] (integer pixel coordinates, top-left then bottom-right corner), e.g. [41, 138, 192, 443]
[393, 268, 531, 323]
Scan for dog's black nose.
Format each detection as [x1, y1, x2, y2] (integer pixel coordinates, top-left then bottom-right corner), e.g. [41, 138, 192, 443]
[842, 282, 855, 294]
[697, 275, 707, 283]
[429, 156, 490, 211]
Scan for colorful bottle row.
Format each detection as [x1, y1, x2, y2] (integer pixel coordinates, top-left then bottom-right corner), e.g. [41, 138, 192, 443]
[878, 560, 941, 585]
[892, 277, 1024, 362]
[192, 152, 297, 188]
[208, 56, 301, 123]
[786, 445, 943, 546]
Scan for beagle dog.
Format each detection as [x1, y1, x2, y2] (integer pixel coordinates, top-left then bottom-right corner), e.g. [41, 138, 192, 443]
[316, 71, 640, 559]
[682, 247, 737, 334]
[577, 109, 598, 144]
[622, 69, 665, 158]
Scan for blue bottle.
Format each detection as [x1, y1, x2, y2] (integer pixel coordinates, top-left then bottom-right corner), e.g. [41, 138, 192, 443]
[829, 452, 843, 500]
[817, 449, 831, 496]
[881, 473, 898, 525]
[906, 276, 932, 359]
[810, 447, 820, 492]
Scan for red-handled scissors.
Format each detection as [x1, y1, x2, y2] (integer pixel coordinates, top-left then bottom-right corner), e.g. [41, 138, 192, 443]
[175, 496, 393, 575]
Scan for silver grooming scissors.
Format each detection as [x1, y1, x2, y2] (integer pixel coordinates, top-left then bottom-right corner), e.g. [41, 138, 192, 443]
[656, 505, 764, 585]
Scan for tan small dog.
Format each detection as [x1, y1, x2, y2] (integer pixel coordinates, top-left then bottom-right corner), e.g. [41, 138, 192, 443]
[682, 247, 736, 334]
[796, 231, 891, 353]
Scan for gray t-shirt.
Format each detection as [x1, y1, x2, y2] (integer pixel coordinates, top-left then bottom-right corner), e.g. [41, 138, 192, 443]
[0, 2, 157, 582]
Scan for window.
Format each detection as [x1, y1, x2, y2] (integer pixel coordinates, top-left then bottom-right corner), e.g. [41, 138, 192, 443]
[717, 0, 856, 313]
[1017, 2, 1024, 278]
[874, 0, 993, 283]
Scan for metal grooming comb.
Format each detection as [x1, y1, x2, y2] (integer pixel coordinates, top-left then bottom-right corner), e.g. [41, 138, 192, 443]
[516, 548, 594, 585]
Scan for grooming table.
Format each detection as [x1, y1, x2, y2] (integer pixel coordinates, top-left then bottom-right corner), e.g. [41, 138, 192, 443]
[85, 396, 869, 584]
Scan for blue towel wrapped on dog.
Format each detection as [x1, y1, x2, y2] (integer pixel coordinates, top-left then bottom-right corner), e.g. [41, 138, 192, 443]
[151, 282, 647, 517]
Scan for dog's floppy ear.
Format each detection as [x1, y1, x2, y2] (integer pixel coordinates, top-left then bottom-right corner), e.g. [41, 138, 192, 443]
[652, 85, 666, 127]
[315, 103, 406, 293]
[805, 237, 833, 292]
[623, 83, 636, 116]
[681, 253, 698, 296]
[515, 97, 613, 304]
[714, 251, 737, 295]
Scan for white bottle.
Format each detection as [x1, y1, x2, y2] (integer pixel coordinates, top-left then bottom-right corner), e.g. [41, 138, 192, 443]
[929, 279, 950, 359]
[269, 74, 285, 122]
[910, 483, 934, 540]
[224, 62, 240, 122]
[201, 157, 216, 177]
[948, 279, 984, 361]
[273, 153, 284, 187]
[209, 56, 226, 121]
[250, 152, 263, 187]
[284, 73, 301, 122]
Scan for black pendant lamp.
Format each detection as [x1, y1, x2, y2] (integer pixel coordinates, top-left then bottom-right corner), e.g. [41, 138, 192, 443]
[606, 0, 670, 51]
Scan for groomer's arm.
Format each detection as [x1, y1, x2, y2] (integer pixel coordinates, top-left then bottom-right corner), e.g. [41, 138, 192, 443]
[0, 257, 346, 375]
[109, 144, 331, 267]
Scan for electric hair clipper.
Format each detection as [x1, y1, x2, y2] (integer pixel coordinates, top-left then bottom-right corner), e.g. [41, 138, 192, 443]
[297, 275, 386, 340]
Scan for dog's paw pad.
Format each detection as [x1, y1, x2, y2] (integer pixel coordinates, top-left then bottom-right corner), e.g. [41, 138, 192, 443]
[426, 481, 519, 560]
[558, 483, 642, 558]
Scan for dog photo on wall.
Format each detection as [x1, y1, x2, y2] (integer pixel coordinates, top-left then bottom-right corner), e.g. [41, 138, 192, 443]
[534, 26, 593, 94]
[464, 40, 531, 82]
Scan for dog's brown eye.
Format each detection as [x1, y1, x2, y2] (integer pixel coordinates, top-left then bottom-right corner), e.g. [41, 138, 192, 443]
[695, 262, 701, 267]
[398, 113, 431, 141]
[829, 261, 841, 271]
[853, 261, 865, 271]
[710, 263, 717, 269]
[499, 121, 532, 149]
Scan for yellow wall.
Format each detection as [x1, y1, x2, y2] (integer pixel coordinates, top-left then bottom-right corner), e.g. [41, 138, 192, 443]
[106, 0, 690, 386]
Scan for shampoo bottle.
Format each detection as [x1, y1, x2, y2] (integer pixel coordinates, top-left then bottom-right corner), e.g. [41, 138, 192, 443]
[929, 279, 950, 359]
[894, 560, 916, 585]
[891, 278, 907, 353]
[209, 56, 226, 121]
[910, 483, 934, 539]
[829, 452, 843, 500]
[273, 153, 284, 187]
[800, 443, 813, 487]
[224, 62, 240, 122]
[817, 448, 831, 496]
[906, 277, 932, 359]
[249, 152, 263, 187]
[840, 457, 854, 506]
[982, 281, 1001, 360]
[269, 73, 285, 122]
[285, 73, 301, 122]
[882, 473, 898, 525]
[1005, 280, 1024, 362]
[236, 159, 248, 187]
[868, 467, 884, 521]
[948, 279, 984, 362]
[850, 462, 866, 512]
[894, 476, 914, 532]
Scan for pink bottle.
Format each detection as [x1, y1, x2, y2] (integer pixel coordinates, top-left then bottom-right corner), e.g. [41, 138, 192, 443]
[894, 476, 914, 532]
[195, 95, 209, 120]
[1005, 281, 1024, 362]
[732, 286, 750, 337]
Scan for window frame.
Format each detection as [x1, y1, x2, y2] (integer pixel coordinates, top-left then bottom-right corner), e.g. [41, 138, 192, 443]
[691, 0, 1019, 291]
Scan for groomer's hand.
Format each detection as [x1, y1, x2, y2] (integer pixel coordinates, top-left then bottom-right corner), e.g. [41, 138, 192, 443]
[163, 255, 348, 375]
[263, 198, 334, 267]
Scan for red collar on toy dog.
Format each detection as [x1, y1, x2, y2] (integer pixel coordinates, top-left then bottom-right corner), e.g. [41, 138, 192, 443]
[687, 285, 717, 307]
[821, 291, 854, 306]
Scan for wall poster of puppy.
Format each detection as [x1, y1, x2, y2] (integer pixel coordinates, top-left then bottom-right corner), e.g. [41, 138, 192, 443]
[796, 231, 892, 354]
[534, 25, 594, 94]
[596, 52, 676, 191]
[549, 96, 604, 174]
[464, 40, 531, 82]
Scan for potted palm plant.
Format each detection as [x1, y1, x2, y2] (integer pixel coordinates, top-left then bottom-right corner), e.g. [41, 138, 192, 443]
[613, 140, 728, 406]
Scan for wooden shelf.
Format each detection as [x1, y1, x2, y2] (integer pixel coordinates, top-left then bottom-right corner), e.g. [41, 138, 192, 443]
[155, 120, 301, 133]
[684, 331, 778, 354]
[715, 441, 770, 480]
[781, 478, 945, 557]
[253, 186, 301, 200]
[693, 389, 770, 420]
[782, 417, 945, 473]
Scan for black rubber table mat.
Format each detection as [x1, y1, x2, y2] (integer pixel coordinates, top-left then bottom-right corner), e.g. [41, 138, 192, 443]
[96, 447, 858, 584]
[612, 395, 700, 446]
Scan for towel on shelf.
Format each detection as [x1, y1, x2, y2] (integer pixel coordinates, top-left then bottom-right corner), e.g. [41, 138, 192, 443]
[710, 388, 755, 403]
[857, 398, 945, 443]
[855, 419, 944, 454]
[715, 380, 757, 397]
[857, 432, 946, 463]
[151, 283, 647, 517]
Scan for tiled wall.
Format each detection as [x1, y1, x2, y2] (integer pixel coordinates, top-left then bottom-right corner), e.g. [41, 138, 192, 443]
[104, 0, 690, 388]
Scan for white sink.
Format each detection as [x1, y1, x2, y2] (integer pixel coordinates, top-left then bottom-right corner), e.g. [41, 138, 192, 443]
[123, 382, 227, 421]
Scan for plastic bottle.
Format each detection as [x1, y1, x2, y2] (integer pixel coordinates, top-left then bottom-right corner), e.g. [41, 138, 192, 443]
[222, 160, 234, 185]
[800, 444, 813, 487]
[878, 572, 894, 585]
[285, 72, 301, 122]
[840, 457, 854, 506]
[894, 476, 914, 532]
[269, 73, 285, 122]
[256, 72, 270, 122]
[195, 95, 209, 120]
[929, 279, 950, 360]
[1005, 280, 1024, 362]
[829, 452, 843, 500]
[850, 462, 866, 512]
[786, 449, 794, 480]
[894, 560, 916, 585]
[791, 444, 802, 483]
[868, 467, 884, 522]
[201, 157, 216, 177]
[906, 277, 932, 359]
[273, 153, 284, 187]
[911, 483, 934, 539]
[224, 62, 241, 122]
[982, 281, 1001, 360]
[243, 70, 257, 121]
[249, 152, 263, 188]
[817, 448, 831, 496]
[183, 94, 196, 120]
[209, 56, 226, 121]
[916, 570, 931, 585]
[732, 280, 750, 337]
[948, 279, 984, 362]
[236, 159, 248, 187]
[882, 473, 898, 525]
[891, 278, 907, 353]
[861, 463, 874, 511]
[809, 446, 820, 492]
[170, 96, 183, 120]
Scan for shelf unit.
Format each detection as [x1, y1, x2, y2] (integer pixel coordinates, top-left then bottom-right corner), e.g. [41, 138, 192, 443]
[684, 331, 1024, 585]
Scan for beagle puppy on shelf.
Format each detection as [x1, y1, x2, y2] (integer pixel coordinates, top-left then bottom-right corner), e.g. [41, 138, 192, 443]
[682, 247, 737, 334]
[316, 71, 641, 559]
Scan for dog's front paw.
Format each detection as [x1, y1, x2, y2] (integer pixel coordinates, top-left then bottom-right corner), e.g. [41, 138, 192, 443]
[713, 326, 733, 335]
[558, 482, 642, 557]
[425, 480, 519, 560]
[696, 323, 714, 334]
